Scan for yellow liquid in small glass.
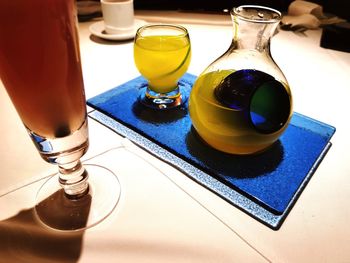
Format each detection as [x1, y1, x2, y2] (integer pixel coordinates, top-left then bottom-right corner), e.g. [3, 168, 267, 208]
[134, 35, 191, 93]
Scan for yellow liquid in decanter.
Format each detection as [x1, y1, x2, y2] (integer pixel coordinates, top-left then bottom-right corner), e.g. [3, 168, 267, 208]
[189, 69, 292, 155]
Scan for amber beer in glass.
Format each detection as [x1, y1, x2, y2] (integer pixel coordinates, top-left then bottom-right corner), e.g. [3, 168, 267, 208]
[0, 0, 87, 152]
[0, 0, 120, 231]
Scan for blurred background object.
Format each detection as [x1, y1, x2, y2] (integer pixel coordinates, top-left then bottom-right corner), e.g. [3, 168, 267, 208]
[76, 0, 349, 52]
[281, 1, 346, 31]
[76, 0, 349, 20]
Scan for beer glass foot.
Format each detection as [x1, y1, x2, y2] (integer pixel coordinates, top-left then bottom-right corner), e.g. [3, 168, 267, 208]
[34, 164, 121, 231]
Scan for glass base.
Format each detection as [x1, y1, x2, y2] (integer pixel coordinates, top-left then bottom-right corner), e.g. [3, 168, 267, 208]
[139, 85, 186, 110]
[34, 164, 121, 232]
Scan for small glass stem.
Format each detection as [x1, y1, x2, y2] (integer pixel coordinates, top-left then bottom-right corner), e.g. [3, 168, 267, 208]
[58, 160, 89, 199]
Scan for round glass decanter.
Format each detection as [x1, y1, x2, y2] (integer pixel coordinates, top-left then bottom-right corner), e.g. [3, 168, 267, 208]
[189, 5, 293, 155]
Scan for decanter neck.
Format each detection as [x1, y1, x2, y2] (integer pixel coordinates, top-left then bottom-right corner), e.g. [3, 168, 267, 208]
[230, 5, 281, 52]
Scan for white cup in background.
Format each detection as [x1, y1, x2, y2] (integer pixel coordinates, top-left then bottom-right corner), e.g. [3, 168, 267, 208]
[101, 0, 135, 35]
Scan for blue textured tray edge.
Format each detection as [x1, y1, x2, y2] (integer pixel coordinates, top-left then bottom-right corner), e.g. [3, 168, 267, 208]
[291, 112, 336, 137]
[88, 110, 332, 230]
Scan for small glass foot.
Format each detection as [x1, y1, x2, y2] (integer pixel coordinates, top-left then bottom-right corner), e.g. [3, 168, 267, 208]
[139, 85, 186, 110]
[34, 164, 121, 231]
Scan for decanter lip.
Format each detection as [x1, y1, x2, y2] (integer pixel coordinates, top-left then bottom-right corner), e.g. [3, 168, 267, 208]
[232, 5, 282, 24]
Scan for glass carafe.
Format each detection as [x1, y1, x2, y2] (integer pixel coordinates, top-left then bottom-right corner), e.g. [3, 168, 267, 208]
[189, 5, 293, 155]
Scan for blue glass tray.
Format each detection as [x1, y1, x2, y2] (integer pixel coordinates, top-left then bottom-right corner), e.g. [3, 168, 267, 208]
[87, 73, 335, 229]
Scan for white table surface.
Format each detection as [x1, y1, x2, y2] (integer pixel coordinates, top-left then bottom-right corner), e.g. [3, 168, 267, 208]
[0, 10, 349, 263]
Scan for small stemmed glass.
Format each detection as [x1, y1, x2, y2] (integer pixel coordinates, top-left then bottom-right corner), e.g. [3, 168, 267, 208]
[134, 24, 191, 109]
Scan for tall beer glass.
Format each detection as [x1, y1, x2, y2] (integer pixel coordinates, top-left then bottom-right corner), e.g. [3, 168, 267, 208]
[0, 0, 120, 231]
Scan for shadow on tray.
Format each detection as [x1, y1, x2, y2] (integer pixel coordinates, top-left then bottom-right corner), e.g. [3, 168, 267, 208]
[185, 127, 284, 179]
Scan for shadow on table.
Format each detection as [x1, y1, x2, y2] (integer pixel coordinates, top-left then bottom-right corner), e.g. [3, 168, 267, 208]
[0, 189, 91, 263]
[89, 34, 134, 45]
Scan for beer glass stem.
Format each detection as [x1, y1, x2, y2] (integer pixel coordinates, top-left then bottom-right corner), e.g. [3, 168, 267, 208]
[58, 160, 89, 199]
